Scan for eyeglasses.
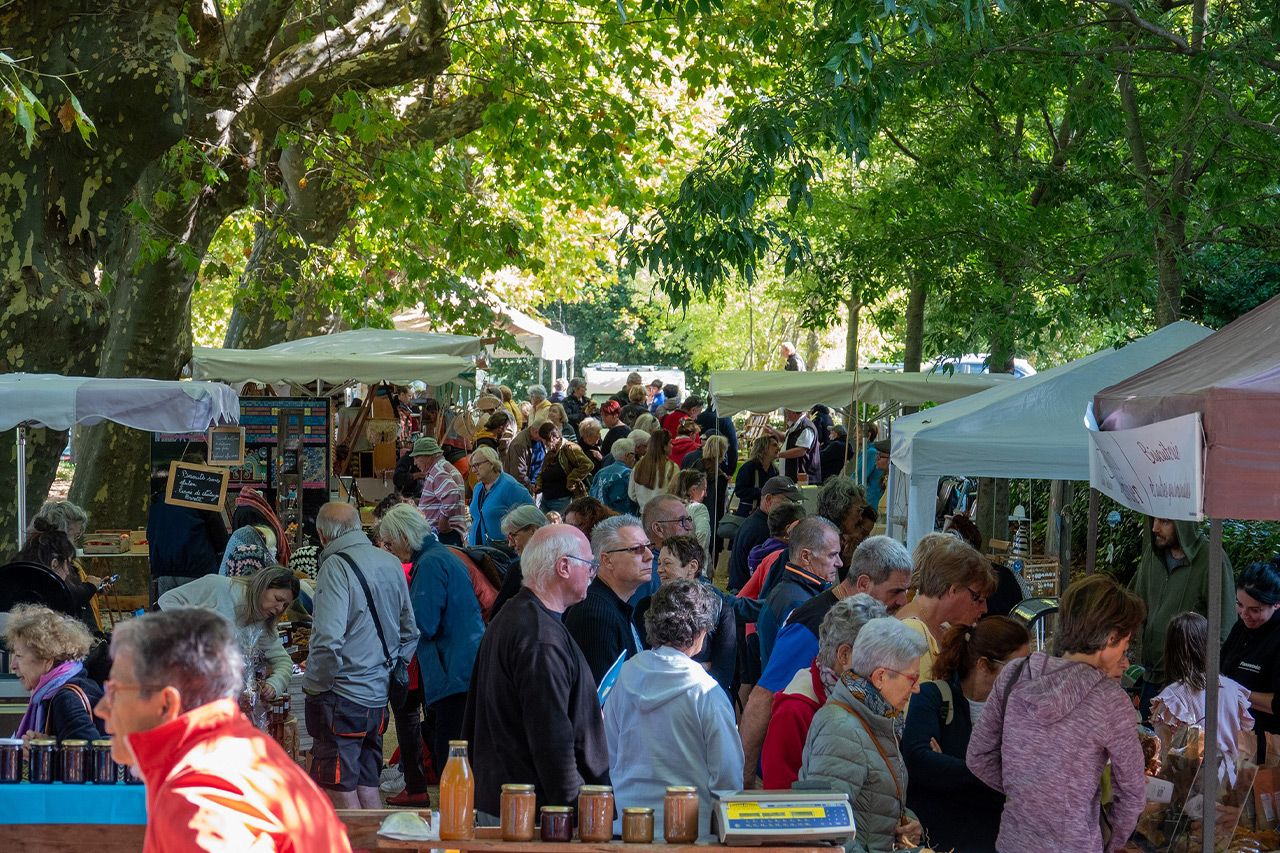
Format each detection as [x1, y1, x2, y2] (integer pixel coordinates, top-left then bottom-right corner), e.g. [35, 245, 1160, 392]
[657, 516, 693, 529]
[884, 669, 919, 686]
[604, 542, 653, 557]
[565, 554, 599, 577]
[966, 587, 989, 604]
[506, 524, 536, 544]
[103, 679, 157, 702]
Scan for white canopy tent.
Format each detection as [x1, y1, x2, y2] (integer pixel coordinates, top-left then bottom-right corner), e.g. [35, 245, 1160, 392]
[190, 348, 475, 388]
[256, 328, 484, 359]
[888, 321, 1213, 550]
[1, 374, 240, 546]
[708, 369, 1015, 416]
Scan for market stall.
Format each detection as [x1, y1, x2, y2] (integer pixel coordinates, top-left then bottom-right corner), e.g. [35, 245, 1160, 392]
[189, 347, 476, 389]
[888, 321, 1213, 551]
[1092, 293, 1280, 853]
[707, 368, 1014, 417]
[0, 374, 240, 548]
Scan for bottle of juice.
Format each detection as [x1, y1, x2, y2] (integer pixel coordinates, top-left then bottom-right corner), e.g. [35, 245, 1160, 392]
[438, 740, 475, 840]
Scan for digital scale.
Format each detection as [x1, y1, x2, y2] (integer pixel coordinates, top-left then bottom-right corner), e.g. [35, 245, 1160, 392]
[712, 790, 854, 846]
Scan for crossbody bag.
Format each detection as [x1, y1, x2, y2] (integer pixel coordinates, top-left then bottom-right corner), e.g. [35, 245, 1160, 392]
[335, 552, 410, 710]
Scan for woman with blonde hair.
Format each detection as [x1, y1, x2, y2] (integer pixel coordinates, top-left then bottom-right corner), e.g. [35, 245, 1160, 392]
[671, 468, 712, 553]
[630, 429, 678, 509]
[896, 533, 998, 680]
[6, 605, 104, 743]
[547, 402, 577, 442]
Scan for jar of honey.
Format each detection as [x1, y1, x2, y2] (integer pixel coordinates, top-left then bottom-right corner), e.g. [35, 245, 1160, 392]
[540, 805, 573, 842]
[663, 786, 699, 843]
[621, 807, 655, 843]
[577, 784, 614, 842]
[500, 783, 536, 841]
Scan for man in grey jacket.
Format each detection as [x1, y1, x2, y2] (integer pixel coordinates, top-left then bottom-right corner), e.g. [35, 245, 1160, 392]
[304, 502, 419, 809]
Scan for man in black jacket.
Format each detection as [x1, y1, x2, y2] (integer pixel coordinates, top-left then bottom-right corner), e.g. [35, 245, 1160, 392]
[462, 524, 610, 819]
[563, 515, 652, 683]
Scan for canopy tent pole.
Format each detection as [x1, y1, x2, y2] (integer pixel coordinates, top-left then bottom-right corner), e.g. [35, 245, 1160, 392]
[1202, 518, 1224, 853]
[1085, 488, 1099, 574]
[15, 425, 28, 549]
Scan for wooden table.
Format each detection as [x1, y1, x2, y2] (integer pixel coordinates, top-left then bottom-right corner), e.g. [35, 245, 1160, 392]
[375, 826, 836, 852]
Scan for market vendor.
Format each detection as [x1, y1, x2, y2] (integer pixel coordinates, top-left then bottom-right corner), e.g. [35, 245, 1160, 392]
[1221, 560, 1280, 763]
[156, 566, 299, 705]
[5, 604, 105, 744]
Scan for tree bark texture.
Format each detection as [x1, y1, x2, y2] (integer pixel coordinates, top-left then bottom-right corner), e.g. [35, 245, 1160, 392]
[902, 270, 925, 373]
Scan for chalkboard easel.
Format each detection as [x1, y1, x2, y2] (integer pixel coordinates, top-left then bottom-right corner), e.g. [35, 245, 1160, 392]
[207, 426, 245, 466]
[165, 461, 230, 511]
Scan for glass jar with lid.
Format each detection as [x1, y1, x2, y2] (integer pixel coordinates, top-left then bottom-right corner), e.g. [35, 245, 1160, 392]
[622, 806, 655, 843]
[577, 784, 614, 842]
[61, 739, 88, 784]
[91, 739, 118, 784]
[500, 783, 536, 841]
[540, 805, 573, 842]
[663, 786, 700, 843]
[28, 738, 56, 784]
[0, 738, 21, 783]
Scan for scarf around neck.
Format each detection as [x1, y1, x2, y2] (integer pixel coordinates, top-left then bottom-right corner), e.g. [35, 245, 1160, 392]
[16, 660, 83, 736]
[841, 670, 906, 739]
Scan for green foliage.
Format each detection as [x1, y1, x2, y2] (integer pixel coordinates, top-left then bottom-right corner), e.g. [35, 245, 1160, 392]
[1, 51, 96, 149]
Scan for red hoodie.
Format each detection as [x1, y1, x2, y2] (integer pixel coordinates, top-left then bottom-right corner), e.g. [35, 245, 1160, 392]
[129, 699, 352, 853]
[760, 660, 824, 790]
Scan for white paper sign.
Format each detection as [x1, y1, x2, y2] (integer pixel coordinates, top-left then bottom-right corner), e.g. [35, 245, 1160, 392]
[1088, 412, 1204, 521]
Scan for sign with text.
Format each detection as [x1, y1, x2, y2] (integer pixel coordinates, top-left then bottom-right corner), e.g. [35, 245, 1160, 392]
[1088, 413, 1204, 521]
[206, 426, 245, 466]
[164, 461, 230, 511]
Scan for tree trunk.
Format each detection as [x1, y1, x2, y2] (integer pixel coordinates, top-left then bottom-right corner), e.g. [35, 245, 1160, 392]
[902, 270, 926, 373]
[0, 0, 190, 550]
[844, 294, 860, 371]
[1153, 218, 1186, 327]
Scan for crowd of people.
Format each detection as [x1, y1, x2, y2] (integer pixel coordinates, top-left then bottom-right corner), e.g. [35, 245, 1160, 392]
[6, 367, 1280, 853]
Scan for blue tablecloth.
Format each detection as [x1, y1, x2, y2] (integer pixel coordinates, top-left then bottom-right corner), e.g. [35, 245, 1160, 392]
[0, 782, 147, 824]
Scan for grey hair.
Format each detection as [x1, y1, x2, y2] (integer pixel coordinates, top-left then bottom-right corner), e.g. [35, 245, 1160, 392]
[590, 513, 644, 561]
[110, 608, 245, 713]
[376, 503, 435, 555]
[471, 444, 503, 472]
[500, 504, 549, 536]
[817, 593, 888, 672]
[610, 438, 635, 459]
[34, 500, 89, 533]
[528, 384, 548, 401]
[522, 524, 587, 589]
[578, 418, 602, 439]
[788, 516, 840, 559]
[816, 477, 868, 528]
[645, 578, 720, 649]
[629, 429, 650, 447]
[848, 536, 913, 585]
[569, 377, 587, 393]
[632, 414, 660, 434]
[316, 502, 360, 541]
[850, 616, 928, 677]
[641, 494, 685, 535]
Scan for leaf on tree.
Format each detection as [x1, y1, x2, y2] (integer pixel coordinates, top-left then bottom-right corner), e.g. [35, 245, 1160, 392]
[58, 98, 76, 132]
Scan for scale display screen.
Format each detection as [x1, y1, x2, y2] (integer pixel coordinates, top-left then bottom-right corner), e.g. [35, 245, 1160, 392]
[726, 802, 848, 828]
[713, 792, 855, 845]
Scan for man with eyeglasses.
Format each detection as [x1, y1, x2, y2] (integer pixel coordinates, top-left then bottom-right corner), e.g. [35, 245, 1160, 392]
[563, 514, 654, 684]
[463, 525, 610, 821]
[630, 494, 693, 606]
[95, 607, 352, 852]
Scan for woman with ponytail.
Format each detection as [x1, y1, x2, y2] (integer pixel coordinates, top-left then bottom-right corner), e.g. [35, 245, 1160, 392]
[902, 616, 1031, 852]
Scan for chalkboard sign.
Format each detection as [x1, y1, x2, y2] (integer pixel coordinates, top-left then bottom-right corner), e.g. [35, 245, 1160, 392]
[206, 426, 245, 466]
[165, 461, 230, 511]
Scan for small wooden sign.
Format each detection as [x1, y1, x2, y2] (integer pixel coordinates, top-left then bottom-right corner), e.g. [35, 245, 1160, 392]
[207, 426, 245, 466]
[164, 461, 230, 511]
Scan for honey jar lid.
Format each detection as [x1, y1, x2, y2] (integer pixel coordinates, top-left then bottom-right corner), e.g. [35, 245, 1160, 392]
[665, 785, 698, 794]
[29, 738, 56, 746]
[61, 739, 89, 747]
[540, 805, 573, 813]
[622, 807, 655, 815]
[91, 739, 114, 747]
[579, 784, 614, 793]
[502, 783, 536, 792]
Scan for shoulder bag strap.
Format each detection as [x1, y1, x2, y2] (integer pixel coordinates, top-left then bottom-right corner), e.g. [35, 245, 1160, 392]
[44, 683, 94, 733]
[934, 679, 954, 726]
[997, 657, 1031, 742]
[335, 552, 394, 671]
[829, 699, 904, 808]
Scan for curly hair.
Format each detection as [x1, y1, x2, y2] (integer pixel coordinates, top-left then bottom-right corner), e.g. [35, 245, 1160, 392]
[912, 532, 998, 599]
[564, 496, 618, 540]
[3, 605, 93, 663]
[816, 476, 868, 529]
[659, 534, 706, 575]
[644, 578, 720, 650]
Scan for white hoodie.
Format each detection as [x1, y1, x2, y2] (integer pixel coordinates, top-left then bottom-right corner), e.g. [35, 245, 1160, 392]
[603, 645, 744, 839]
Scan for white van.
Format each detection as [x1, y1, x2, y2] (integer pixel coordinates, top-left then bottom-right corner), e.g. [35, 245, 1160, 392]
[583, 363, 687, 401]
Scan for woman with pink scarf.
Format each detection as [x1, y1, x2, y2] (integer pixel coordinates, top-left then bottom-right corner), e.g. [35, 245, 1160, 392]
[5, 605, 104, 744]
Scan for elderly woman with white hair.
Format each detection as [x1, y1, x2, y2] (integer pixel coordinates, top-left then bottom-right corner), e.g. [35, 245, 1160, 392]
[604, 579, 744, 841]
[468, 445, 533, 547]
[762, 593, 888, 789]
[800, 617, 927, 853]
[489, 505, 551, 619]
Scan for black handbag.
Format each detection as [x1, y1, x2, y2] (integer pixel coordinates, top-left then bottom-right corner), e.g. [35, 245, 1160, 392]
[335, 552, 411, 710]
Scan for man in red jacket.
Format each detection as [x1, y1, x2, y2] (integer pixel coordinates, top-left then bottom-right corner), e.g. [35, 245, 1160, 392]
[96, 608, 352, 853]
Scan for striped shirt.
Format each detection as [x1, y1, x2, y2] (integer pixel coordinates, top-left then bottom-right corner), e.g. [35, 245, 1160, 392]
[417, 456, 470, 537]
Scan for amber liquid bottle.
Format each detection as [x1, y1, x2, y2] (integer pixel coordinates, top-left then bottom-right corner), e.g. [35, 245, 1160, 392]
[438, 740, 475, 840]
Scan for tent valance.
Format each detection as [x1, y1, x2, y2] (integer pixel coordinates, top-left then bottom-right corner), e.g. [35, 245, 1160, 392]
[0, 374, 240, 432]
[708, 369, 1015, 416]
[190, 348, 475, 388]
[259, 328, 484, 359]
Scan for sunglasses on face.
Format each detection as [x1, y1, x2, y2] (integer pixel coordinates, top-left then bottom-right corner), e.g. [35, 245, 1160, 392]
[605, 542, 653, 557]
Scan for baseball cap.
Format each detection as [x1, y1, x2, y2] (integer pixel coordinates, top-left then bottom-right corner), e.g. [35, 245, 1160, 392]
[761, 476, 801, 499]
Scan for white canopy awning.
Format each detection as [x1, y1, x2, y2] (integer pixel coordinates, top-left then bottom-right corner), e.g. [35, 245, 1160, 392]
[190, 348, 475, 388]
[0, 374, 240, 432]
[392, 302, 576, 363]
[259, 328, 484, 359]
[888, 321, 1214, 548]
[708, 369, 1015, 416]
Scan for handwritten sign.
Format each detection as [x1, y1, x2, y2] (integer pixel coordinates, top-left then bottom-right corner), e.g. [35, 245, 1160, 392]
[164, 461, 230, 511]
[1088, 413, 1204, 521]
[206, 426, 245, 466]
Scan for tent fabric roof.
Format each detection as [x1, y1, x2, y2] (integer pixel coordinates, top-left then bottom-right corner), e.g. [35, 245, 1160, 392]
[190, 348, 475, 388]
[708, 369, 1015, 416]
[260, 328, 484, 359]
[392, 303, 576, 362]
[887, 321, 1213, 547]
[0, 374, 240, 432]
[1094, 294, 1280, 521]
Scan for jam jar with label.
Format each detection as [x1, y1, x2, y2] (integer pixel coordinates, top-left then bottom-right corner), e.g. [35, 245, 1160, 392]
[28, 738, 56, 784]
